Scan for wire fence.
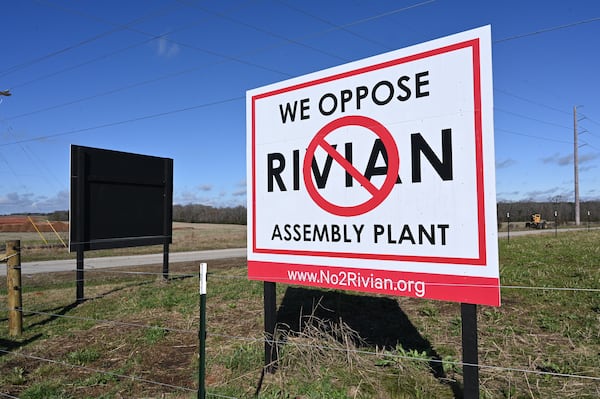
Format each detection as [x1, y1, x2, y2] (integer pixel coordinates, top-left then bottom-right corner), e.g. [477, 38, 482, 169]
[2, 262, 600, 398]
[4, 264, 600, 293]
[2, 1, 600, 397]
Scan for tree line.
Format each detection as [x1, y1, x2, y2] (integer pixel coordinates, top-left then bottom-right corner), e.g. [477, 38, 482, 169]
[172, 204, 246, 225]
[18, 200, 600, 226]
[10, 206, 246, 225]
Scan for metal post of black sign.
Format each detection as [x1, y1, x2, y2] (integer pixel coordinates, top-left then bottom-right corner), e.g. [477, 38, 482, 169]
[162, 158, 172, 280]
[74, 147, 86, 304]
[263, 281, 278, 373]
[461, 303, 479, 398]
[162, 243, 169, 280]
[76, 248, 84, 303]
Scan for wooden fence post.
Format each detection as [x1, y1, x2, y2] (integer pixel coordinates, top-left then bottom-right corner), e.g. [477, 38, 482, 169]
[6, 240, 23, 337]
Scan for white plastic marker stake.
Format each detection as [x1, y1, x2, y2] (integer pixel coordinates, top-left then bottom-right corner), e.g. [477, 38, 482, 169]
[199, 262, 207, 295]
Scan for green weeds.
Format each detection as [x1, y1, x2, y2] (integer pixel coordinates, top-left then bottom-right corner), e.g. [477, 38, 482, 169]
[1, 231, 599, 397]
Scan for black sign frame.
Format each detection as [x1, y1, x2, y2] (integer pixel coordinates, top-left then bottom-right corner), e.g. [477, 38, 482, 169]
[70, 145, 173, 252]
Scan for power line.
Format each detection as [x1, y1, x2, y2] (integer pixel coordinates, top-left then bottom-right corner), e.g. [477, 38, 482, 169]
[64, 0, 435, 79]
[495, 128, 573, 144]
[0, 96, 243, 147]
[585, 116, 600, 127]
[0, 28, 120, 79]
[494, 88, 571, 115]
[11, 98, 578, 153]
[2, 1, 436, 124]
[243, 0, 436, 59]
[494, 16, 600, 43]
[8, 0, 257, 91]
[493, 91, 599, 142]
[276, 0, 392, 51]
[29, 1, 321, 79]
[330, 0, 437, 31]
[0, 1, 183, 78]
[495, 107, 572, 130]
[4, 61, 227, 121]
[9, 36, 157, 91]
[23, 145, 64, 187]
[32, 0, 183, 32]
[266, 0, 436, 54]
[176, 0, 348, 63]
[579, 141, 600, 152]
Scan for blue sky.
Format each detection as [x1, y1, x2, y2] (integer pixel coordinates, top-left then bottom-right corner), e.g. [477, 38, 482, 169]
[1, 0, 599, 214]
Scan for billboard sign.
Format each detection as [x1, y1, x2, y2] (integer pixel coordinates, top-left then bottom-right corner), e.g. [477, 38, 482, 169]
[247, 26, 499, 306]
[70, 145, 173, 251]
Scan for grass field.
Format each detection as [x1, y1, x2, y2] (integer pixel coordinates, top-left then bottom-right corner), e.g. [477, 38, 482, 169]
[1, 228, 599, 398]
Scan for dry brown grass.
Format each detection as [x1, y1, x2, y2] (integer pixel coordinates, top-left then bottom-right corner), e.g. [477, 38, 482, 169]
[0, 222, 246, 262]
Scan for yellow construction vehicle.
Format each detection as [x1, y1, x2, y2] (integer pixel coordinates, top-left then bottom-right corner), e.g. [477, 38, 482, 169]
[525, 213, 547, 229]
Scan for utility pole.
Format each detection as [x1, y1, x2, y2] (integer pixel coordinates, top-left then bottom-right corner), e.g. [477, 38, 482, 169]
[574, 106, 580, 226]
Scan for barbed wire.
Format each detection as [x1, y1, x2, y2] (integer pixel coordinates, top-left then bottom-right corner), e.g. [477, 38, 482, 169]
[0, 253, 19, 263]
[16, 308, 196, 334]
[6, 265, 600, 293]
[0, 390, 239, 399]
[2, 294, 599, 394]
[2, 325, 599, 385]
[3, 245, 599, 392]
[0, 348, 196, 393]
[85, 268, 197, 278]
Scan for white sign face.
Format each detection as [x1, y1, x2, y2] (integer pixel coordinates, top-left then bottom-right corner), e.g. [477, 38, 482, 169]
[247, 26, 499, 306]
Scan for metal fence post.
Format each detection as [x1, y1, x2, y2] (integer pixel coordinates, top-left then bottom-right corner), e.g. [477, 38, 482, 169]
[198, 263, 207, 399]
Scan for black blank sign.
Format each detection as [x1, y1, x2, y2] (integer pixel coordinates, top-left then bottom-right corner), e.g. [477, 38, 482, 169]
[70, 145, 173, 251]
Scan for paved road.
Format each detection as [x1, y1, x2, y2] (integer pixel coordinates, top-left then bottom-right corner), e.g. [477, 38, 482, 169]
[3, 227, 598, 276]
[0, 248, 246, 276]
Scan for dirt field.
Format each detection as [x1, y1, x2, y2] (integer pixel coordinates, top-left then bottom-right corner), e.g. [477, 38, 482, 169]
[0, 216, 68, 233]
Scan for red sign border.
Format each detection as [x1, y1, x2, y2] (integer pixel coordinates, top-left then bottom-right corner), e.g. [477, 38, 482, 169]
[251, 38, 487, 266]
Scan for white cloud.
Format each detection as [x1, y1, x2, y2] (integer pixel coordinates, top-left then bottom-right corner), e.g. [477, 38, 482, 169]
[580, 152, 600, 164]
[521, 187, 571, 202]
[198, 184, 213, 192]
[156, 35, 180, 58]
[496, 158, 517, 169]
[0, 190, 69, 214]
[174, 185, 245, 208]
[542, 153, 571, 166]
[541, 152, 598, 167]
